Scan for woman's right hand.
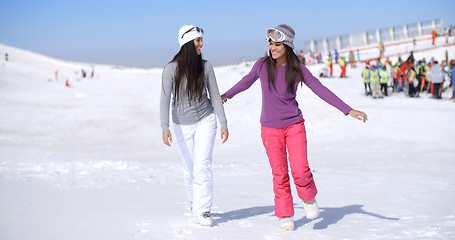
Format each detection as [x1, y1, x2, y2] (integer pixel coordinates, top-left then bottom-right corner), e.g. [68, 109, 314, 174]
[221, 94, 227, 104]
[162, 130, 172, 146]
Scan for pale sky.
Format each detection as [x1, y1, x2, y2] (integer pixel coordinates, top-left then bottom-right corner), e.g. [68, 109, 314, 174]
[1, 0, 454, 68]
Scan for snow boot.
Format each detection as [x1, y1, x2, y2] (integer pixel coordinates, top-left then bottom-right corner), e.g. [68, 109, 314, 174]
[196, 211, 212, 226]
[279, 216, 294, 230]
[303, 199, 320, 219]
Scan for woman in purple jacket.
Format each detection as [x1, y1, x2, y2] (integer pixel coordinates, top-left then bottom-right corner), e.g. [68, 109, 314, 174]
[221, 24, 367, 230]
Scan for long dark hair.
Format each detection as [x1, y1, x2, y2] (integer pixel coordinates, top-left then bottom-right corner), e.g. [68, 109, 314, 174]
[171, 40, 205, 103]
[266, 44, 304, 94]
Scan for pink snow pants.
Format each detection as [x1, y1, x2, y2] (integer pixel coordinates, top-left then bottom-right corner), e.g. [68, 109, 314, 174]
[261, 119, 317, 218]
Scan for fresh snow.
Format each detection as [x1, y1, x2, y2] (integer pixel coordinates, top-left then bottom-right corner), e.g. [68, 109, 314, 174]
[0, 39, 455, 240]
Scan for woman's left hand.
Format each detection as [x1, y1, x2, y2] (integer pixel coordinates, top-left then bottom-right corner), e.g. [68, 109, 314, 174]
[220, 129, 229, 143]
[349, 109, 368, 123]
[221, 94, 227, 104]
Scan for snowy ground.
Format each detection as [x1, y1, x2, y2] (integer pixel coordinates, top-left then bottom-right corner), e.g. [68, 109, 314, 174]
[0, 42, 455, 240]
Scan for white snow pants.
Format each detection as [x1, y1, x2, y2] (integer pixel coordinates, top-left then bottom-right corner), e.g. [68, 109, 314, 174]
[172, 112, 217, 216]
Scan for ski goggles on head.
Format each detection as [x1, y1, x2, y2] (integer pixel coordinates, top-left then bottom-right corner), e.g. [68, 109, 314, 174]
[181, 26, 204, 39]
[266, 28, 292, 43]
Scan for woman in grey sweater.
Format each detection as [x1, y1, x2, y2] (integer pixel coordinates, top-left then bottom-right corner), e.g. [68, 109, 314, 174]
[160, 25, 228, 227]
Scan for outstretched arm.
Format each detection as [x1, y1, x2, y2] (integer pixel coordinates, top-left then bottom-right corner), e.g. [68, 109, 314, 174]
[349, 109, 368, 122]
[223, 58, 265, 101]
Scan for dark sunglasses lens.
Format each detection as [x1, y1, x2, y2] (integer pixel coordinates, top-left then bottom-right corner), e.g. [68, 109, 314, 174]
[181, 27, 203, 39]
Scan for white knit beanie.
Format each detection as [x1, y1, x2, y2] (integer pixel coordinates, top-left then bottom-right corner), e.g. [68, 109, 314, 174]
[178, 25, 204, 48]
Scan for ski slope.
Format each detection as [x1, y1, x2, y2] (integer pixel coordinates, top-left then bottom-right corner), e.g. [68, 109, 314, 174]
[0, 42, 455, 240]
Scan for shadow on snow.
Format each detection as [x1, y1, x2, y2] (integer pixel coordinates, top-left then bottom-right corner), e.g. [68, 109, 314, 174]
[212, 205, 275, 226]
[295, 204, 399, 229]
[212, 204, 399, 229]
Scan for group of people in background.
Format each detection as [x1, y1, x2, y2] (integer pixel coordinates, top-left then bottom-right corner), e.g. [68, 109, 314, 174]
[361, 54, 455, 100]
[432, 24, 454, 45]
[300, 49, 455, 100]
[299, 24, 455, 97]
[314, 54, 349, 78]
[53, 67, 96, 87]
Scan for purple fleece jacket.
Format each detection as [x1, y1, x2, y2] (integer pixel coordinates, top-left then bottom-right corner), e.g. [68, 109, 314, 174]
[225, 57, 352, 128]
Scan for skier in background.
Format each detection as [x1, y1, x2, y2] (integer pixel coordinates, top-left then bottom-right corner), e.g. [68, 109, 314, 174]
[444, 63, 455, 99]
[328, 57, 333, 77]
[298, 50, 306, 65]
[406, 65, 417, 97]
[380, 66, 389, 96]
[399, 55, 414, 92]
[334, 48, 339, 63]
[339, 56, 347, 78]
[362, 65, 371, 96]
[392, 63, 401, 91]
[429, 60, 443, 99]
[91, 66, 95, 78]
[370, 65, 383, 98]
[416, 61, 425, 96]
[379, 41, 385, 58]
[349, 50, 356, 68]
[423, 59, 430, 92]
[432, 29, 436, 45]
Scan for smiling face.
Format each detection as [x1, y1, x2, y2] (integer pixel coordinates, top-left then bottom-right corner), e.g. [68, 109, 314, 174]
[269, 41, 287, 65]
[193, 37, 203, 55]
